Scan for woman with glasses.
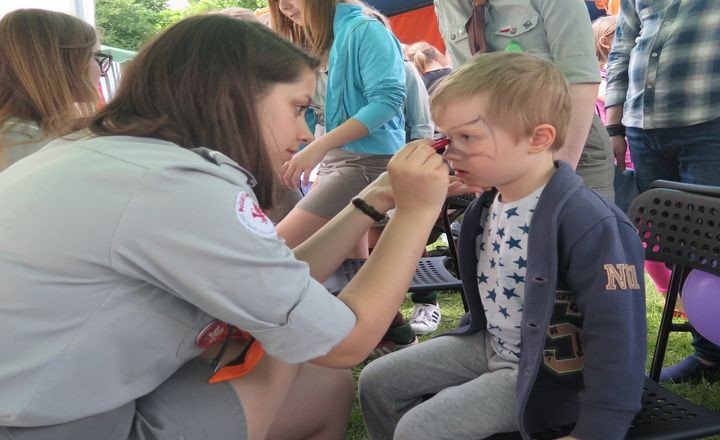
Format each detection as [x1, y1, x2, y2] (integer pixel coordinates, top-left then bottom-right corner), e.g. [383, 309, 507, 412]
[95, 51, 114, 77]
[0, 9, 103, 171]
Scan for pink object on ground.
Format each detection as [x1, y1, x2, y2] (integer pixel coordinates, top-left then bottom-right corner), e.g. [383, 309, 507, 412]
[645, 260, 671, 294]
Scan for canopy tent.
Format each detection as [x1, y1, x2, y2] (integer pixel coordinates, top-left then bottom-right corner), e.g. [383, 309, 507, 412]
[0, 0, 94, 24]
[365, 0, 445, 54]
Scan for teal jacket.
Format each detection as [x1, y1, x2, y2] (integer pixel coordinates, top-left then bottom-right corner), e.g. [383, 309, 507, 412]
[325, 3, 406, 155]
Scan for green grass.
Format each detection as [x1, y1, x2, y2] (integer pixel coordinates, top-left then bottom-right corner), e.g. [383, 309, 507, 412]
[344, 277, 720, 439]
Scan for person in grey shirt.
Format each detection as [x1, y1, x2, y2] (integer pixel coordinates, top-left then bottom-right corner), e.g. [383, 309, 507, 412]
[0, 16, 450, 440]
[0, 9, 102, 171]
[433, 0, 615, 201]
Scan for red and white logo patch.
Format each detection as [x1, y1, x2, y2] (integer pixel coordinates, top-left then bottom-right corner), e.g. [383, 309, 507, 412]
[235, 191, 276, 237]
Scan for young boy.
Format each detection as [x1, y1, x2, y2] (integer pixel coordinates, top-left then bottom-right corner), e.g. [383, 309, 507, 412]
[358, 52, 646, 440]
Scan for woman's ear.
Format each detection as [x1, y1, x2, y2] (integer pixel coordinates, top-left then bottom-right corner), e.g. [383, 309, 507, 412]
[528, 124, 556, 153]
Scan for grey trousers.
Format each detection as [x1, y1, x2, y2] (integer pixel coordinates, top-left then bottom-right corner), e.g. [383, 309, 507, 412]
[0, 359, 247, 440]
[359, 331, 518, 440]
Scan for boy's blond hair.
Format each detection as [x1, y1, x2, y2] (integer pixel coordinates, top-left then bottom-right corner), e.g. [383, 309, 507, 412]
[430, 52, 571, 151]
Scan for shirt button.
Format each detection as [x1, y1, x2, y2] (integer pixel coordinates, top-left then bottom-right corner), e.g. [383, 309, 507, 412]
[651, 52, 658, 57]
[451, 32, 457, 41]
[647, 84, 654, 89]
[663, 21, 671, 26]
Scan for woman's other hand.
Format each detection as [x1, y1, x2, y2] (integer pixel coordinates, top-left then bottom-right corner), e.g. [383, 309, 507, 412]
[281, 140, 327, 189]
[448, 175, 486, 197]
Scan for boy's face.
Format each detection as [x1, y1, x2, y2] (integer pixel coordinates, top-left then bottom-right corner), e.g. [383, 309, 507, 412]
[435, 94, 555, 202]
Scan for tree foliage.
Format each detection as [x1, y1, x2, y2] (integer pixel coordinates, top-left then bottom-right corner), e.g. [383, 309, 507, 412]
[185, 0, 266, 14]
[96, 0, 268, 51]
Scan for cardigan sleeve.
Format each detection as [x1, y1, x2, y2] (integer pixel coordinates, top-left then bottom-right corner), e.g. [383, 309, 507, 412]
[562, 215, 646, 440]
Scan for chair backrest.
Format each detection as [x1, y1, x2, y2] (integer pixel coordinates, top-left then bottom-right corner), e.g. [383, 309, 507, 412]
[627, 180, 720, 277]
[322, 256, 461, 296]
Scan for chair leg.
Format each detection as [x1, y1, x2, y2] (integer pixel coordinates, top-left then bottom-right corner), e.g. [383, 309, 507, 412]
[441, 200, 469, 312]
[649, 265, 686, 381]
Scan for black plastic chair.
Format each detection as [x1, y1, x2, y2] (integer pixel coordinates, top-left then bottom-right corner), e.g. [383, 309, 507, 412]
[627, 180, 720, 381]
[323, 256, 462, 296]
[323, 195, 473, 299]
[439, 193, 476, 311]
[486, 378, 720, 439]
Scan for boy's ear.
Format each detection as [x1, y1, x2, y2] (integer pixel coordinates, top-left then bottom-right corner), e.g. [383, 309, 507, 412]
[600, 35, 612, 49]
[528, 124, 556, 153]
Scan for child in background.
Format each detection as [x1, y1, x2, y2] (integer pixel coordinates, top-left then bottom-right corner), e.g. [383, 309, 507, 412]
[593, 15, 631, 169]
[359, 52, 646, 440]
[405, 41, 451, 92]
[592, 15, 616, 127]
[273, 0, 406, 262]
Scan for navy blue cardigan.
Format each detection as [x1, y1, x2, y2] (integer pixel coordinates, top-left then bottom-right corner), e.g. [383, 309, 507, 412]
[454, 162, 646, 439]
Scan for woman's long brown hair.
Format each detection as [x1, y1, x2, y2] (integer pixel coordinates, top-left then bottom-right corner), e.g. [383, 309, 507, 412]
[0, 9, 98, 138]
[89, 15, 319, 208]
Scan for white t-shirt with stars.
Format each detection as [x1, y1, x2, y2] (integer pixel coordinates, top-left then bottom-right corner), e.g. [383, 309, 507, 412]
[475, 185, 544, 362]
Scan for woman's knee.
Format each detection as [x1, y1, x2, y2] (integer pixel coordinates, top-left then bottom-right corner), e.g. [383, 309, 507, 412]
[324, 367, 355, 407]
[266, 366, 353, 440]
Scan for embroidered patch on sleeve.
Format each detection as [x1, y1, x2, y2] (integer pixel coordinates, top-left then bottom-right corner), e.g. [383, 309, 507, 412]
[235, 191, 276, 238]
[603, 264, 641, 290]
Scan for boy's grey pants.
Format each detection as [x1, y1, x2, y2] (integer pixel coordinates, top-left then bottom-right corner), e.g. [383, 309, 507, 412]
[359, 331, 518, 440]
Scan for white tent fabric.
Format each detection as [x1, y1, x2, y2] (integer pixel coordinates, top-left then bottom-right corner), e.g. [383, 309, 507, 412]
[0, 0, 94, 25]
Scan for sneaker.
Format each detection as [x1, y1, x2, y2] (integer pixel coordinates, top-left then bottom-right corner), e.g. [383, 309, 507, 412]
[368, 322, 418, 360]
[368, 336, 418, 360]
[659, 355, 720, 383]
[409, 302, 442, 335]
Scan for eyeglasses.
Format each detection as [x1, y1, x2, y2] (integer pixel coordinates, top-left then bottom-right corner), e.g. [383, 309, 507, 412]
[94, 52, 113, 76]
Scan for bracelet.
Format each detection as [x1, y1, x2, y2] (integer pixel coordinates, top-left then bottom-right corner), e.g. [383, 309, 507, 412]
[351, 196, 388, 222]
[605, 123, 626, 137]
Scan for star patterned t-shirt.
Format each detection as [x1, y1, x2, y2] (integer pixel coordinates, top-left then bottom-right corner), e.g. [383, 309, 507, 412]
[475, 185, 545, 362]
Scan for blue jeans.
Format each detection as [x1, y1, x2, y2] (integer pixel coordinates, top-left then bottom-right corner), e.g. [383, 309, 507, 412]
[627, 116, 720, 363]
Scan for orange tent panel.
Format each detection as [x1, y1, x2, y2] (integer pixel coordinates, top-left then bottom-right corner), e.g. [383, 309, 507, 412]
[388, 5, 445, 54]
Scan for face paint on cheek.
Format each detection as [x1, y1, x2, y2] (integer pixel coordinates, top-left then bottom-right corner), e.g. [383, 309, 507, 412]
[463, 123, 499, 159]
